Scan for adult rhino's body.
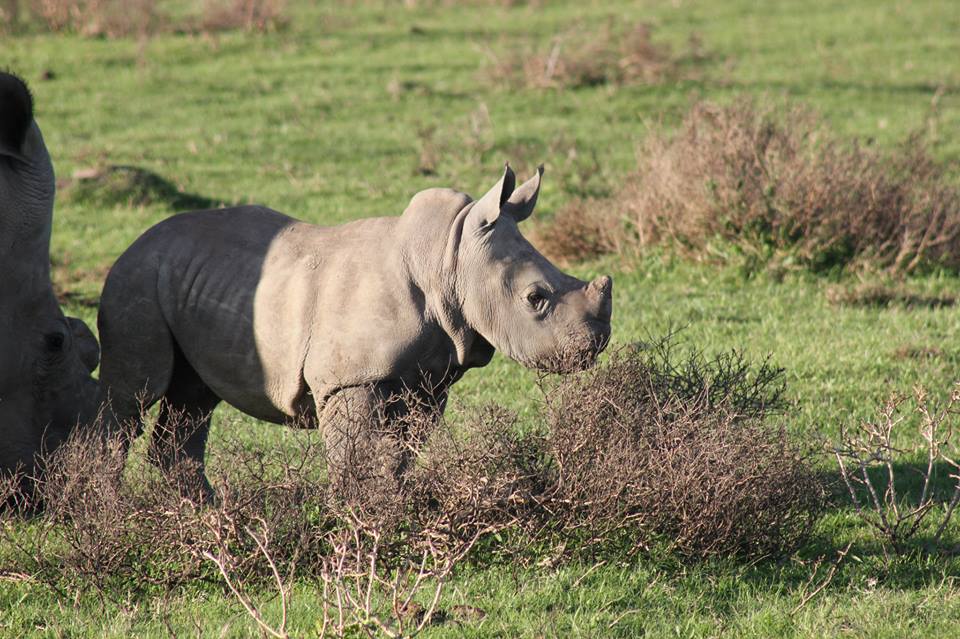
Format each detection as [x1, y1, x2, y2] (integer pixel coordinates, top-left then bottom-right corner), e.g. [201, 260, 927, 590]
[97, 166, 612, 496]
[0, 72, 100, 495]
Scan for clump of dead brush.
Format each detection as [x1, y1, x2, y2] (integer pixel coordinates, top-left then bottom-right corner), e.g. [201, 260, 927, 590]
[0, 336, 829, 632]
[0, 414, 334, 605]
[627, 100, 960, 274]
[532, 198, 624, 265]
[4, 0, 285, 37]
[540, 100, 960, 275]
[17, 0, 159, 38]
[538, 340, 824, 559]
[0, 394, 542, 635]
[198, 0, 286, 34]
[824, 280, 956, 309]
[315, 405, 543, 637]
[833, 385, 960, 560]
[484, 21, 689, 90]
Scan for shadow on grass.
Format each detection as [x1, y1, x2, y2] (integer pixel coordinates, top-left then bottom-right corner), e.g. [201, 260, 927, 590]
[60, 165, 225, 211]
[826, 282, 957, 309]
[830, 459, 960, 509]
[55, 290, 99, 309]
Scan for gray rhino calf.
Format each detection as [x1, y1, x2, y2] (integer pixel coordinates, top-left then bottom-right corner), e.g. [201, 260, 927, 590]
[96, 165, 612, 496]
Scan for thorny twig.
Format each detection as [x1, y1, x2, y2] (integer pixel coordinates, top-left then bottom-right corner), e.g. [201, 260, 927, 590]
[791, 542, 853, 615]
[201, 517, 289, 639]
[833, 385, 960, 555]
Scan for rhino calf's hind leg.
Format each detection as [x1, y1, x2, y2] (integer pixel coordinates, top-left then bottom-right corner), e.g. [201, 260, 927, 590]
[148, 350, 220, 502]
[96, 289, 176, 444]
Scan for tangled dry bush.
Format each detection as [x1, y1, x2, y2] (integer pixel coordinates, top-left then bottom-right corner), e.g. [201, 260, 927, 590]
[2, 0, 285, 36]
[539, 342, 824, 559]
[833, 386, 960, 559]
[485, 21, 691, 90]
[0, 400, 540, 634]
[625, 101, 960, 273]
[314, 405, 543, 636]
[20, 0, 159, 37]
[199, 0, 286, 34]
[541, 100, 960, 274]
[824, 279, 956, 309]
[400, 0, 538, 7]
[0, 340, 826, 631]
[532, 197, 624, 266]
[0, 422, 334, 602]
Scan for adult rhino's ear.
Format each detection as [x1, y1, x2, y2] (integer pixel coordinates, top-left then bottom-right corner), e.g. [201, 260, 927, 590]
[502, 165, 543, 223]
[471, 164, 517, 228]
[0, 71, 34, 154]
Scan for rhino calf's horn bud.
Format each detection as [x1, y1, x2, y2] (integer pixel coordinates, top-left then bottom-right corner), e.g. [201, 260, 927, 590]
[587, 275, 613, 322]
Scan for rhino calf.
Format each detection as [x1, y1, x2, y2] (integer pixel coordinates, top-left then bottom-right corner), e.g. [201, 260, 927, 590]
[96, 165, 612, 497]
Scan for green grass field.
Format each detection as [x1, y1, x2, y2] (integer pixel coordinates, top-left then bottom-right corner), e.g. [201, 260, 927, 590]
[3, 0, 960, 636]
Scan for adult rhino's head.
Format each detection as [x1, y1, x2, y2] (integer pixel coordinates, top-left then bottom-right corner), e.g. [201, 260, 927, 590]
[0, 72, 55, 252]
[454, 165, 612, 373]
[0, 72, 101, 481]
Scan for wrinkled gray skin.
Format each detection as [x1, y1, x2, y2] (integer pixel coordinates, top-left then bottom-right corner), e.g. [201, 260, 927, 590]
[96, 165, 612, 498]
[0, 72, 101, 493]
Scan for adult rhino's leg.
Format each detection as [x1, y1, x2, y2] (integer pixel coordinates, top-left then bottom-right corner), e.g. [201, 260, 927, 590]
[318, 384, 411, 495]
[149, 345, 220, 502]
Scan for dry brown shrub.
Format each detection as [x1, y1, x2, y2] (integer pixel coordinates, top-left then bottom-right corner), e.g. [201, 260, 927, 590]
[24, 0, 158, 37]
[199, 0, 286, 33]
[401, 0, 538, 7]
[621, 100, 960, 273]
[409, 405, 546, 543]
[539, 342, 824, 558]
[7, 0, 285, 36]
[531, 198, 622, 265]
[833, 386, 960, 559]
[0, 0, 19, 30]
[0, 397, 539, 632]
[0, 418, 333, 603]
[485, 21, 683, 90]
[313, 405, 542, 636]
[0, 340, 827, 628]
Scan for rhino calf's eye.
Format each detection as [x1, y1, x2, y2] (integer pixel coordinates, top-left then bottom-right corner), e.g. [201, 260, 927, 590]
[526, 291, 547, 310]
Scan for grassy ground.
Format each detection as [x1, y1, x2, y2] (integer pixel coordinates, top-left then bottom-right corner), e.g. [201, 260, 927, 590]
[3, 0, 960, 636]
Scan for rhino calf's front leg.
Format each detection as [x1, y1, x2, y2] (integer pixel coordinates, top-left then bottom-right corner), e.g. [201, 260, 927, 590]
[318, 383, 423, 495]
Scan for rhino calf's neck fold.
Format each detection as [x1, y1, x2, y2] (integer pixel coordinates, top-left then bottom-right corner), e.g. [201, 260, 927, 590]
[96, 164, 613, 498]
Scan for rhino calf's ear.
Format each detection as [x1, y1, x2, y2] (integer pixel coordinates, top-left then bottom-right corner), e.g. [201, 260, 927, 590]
[471, 163, 517, 228]
[501, 164, 543, 223]
[0, 71, 34, 153]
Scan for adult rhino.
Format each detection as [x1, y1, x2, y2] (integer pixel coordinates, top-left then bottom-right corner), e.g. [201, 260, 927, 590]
[96, 165, 612, 497]
[0, 72, 100, 498]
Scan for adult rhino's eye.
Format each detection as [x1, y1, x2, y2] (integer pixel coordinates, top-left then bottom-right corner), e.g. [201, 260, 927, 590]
[44, 331, 65, 352]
